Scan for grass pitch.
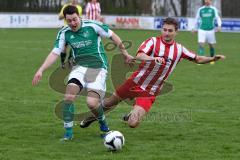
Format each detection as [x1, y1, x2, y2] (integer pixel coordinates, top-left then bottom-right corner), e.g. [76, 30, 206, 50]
[0, 28, 240, 160]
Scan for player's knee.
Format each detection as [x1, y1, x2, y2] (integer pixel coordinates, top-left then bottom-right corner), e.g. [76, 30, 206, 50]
[128, 115, 140, 128]
[86, 98, 99, 109]
[128, 120, 139, 128]
[209, 45, 214, 48]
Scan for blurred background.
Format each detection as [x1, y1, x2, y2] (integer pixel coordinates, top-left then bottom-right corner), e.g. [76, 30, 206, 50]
[0, 0, 239, 17]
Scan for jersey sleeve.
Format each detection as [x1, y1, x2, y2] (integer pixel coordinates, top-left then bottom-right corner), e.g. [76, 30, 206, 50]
[51, 30, 66, 55]
[137, 38, 154, 56]
[92, 22, 113, 38]
[194, 8, 201, 30]
[181, 46, 197, 61]
[214, 7, 222, 27]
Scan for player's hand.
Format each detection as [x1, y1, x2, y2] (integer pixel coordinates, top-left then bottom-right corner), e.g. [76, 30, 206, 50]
[124, 54, 136, 67]
[154, 57, 165, 65]
[216, 27, 221, 32]
[213, 55, 225, 61]
[32, 70, 43, 86]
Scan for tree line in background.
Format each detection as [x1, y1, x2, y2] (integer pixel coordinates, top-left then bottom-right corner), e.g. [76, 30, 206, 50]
[0, 0, 239, 18]
[0, 0, 62, 12]
[101, 0, 151, 15]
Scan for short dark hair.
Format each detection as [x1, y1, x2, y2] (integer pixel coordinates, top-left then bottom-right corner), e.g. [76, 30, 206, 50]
[162, 17, 179, 30]
[63, 5, 79, 18]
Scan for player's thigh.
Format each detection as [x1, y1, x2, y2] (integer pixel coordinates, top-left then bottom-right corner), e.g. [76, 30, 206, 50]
[66, 67, 86, 100]
[206, 30, 216, 44]
[68, 66, 87, 88]
[198, 29, 207, 43]
[86, 68, 108, 99]
[134, 96, 156, 112]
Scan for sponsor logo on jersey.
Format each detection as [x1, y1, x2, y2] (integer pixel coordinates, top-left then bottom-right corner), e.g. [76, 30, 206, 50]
[83, 31, 90, 38]
[72, 40, 93, 48]
[202, 13, 213, 17]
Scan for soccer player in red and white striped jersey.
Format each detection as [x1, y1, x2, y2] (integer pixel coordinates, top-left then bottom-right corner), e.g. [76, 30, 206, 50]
[79, 17, 225, 129]
[85, 0, 101, 21]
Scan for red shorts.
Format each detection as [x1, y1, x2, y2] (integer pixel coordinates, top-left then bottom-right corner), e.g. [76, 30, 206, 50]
[115, 79, 156, 112]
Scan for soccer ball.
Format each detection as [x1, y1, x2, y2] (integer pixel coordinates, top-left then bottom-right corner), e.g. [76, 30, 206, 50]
[104, 131, 125, 151]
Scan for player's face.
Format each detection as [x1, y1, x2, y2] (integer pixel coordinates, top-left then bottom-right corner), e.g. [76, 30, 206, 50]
[66, 13, 81, 32]
[161, 24, 177, 43]
[204, 0, 212, 6]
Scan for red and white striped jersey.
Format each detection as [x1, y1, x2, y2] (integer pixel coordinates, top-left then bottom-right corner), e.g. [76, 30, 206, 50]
[131, 36, 197, 96]
[85, 2, 101, 20]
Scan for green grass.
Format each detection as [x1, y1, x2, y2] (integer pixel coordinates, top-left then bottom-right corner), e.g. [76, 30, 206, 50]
[0, 28, 240, 160]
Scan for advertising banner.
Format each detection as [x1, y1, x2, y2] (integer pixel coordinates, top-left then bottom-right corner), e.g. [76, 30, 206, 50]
[103, 15, 154, 30]
[0, 14, 240, 33]
[221, 19, 240, 32]
[0, 14, 62, 28]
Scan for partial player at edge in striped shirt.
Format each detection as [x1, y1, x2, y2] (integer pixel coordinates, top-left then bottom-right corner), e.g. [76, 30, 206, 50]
[85, 0, 102, 21]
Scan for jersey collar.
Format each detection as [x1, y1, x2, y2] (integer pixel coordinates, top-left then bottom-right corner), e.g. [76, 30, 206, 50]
[160, 36, 175, 46]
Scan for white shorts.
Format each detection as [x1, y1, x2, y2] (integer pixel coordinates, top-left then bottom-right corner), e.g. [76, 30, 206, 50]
[198, 29, 216, 44]
[68, 66, 108, 98]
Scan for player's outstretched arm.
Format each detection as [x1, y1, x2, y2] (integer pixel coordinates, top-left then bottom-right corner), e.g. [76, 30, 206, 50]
[32, 52, 59, 86]
[194, 55, 225, 64]
[110, 32, 135, 65]
[136, 52, 165, 65]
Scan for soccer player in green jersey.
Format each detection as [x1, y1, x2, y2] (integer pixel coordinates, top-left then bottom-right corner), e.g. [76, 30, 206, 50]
[192, 0, 222, 64]
[32, 5, 134, 141]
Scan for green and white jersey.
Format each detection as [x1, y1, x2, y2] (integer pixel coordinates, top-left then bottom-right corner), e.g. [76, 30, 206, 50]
[195, 5, 222, 31]
[52, 20, 113, 70]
